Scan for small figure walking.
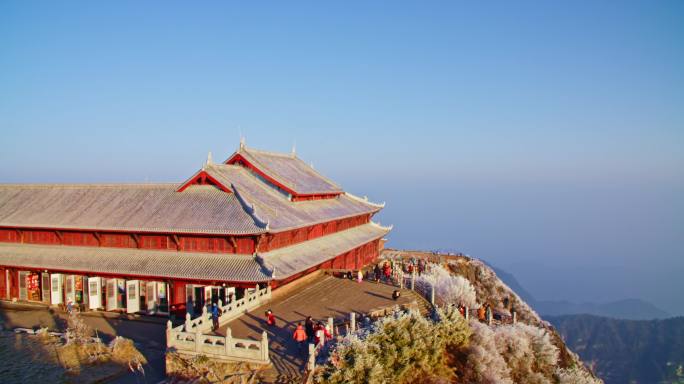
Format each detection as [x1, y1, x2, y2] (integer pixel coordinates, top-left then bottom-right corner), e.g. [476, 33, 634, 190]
[392, 289, 401, 301]
[211, 302, 221, 332]
[383, 262, 391, 281]
[293, 323, 307, 354]
[66, 300, 74, 315]
[305, 316, 315, 343]
[478, 304, 486, 321]
[374, 264, 382, 282]
[357, 269, 363, 283]
[266, 309, 276, 326]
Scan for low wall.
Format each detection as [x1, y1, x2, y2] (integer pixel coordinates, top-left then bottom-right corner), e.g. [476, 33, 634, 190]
[167, 323, 269, 364]
[167, 284, 272, 364]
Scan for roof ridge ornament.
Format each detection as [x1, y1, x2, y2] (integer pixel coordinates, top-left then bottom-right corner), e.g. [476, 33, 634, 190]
[370, 220, 393, 231]
[206, 151, 213, 166]
[344, 192, 386, 208]
[239, 136, 246, 151]
[291, 142, 296, 158]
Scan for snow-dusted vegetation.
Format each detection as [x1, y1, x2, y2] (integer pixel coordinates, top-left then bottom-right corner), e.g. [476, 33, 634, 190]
[457, 321, 560, 384]
[315, 252, 602, 383]
[416, 264, 478, 307]
[316, 307, 470, 384]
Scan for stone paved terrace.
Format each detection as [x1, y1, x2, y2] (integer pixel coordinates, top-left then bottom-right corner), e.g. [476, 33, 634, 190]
[217, 273, 426, 383]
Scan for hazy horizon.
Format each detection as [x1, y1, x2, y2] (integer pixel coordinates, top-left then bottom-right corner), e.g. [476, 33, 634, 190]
[1, 2, 683, 315]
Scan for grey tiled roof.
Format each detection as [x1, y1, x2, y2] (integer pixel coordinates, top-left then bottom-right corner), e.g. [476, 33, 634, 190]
[205, 164, 381, 232]
[0, 184, 265, 235]
[0, 242, 271, 282]
[260, 222, 391, 279]
[231, 146, 342, 195]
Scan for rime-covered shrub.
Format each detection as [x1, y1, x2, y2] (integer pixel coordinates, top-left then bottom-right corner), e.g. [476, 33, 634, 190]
[446, 259, 542, 325]
[555, 367, 603, 384]
[417, 264, 478, 307]
[316, 308, 470, 384]
[455, 320, 560, 384]
[459, 321, 513, 384]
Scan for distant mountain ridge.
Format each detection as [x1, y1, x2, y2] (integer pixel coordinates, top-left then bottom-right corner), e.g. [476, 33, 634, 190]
[548, 314, 684, 384]
[536, 298, 671, 320]
[490, 265, 670, 320]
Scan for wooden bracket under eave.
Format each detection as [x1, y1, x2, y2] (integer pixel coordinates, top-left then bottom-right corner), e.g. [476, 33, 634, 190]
[93, 232, 102, 246]
[171, 234, 181, 251]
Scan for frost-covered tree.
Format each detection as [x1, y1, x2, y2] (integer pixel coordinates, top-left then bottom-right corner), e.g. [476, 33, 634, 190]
[455, 320, 560, 384]
[316, 308, 470, 384]
[416, 264, 478, 307]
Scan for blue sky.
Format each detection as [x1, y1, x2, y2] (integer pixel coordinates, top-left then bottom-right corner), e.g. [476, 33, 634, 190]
[1, 1, 683, 314]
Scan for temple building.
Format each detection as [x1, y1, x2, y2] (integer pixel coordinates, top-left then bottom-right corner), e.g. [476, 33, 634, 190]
[0, 141, 390, 316]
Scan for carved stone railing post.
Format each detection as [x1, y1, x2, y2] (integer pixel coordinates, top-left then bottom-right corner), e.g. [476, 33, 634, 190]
[464, 307, 469, 320]
[261, 331, 269, 362]
[399, 270, 404, 289]
[225, 327, 233, 355]
[195, 329, 202, 352]
[350, 312, 356, 333]
[308, 343, 315, 371]
[327, 317, 334, 336]
[166, 320, 173, 348]
[430, 283, 435, 305]
[218, 299, 223, 308]
[512, 311, 517, 324]
[184, 312, 192, 331]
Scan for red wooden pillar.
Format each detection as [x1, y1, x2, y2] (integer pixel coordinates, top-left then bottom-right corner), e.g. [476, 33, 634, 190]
[8, 269, 19, 299]
[0, 267, 6, 299]
[171, 281, 186, 317]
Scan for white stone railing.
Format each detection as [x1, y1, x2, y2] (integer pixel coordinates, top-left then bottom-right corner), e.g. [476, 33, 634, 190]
[167, 284, 272, 364]
[167, 322, 269, 364]
[181, 284, 272, 334]
[217, 284, 272, 327]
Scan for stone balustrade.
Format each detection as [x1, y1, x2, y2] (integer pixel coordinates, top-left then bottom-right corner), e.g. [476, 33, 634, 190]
[180, 284, 272, 334]
[167, 284, 272, 364]
[167, 321, 270, 364]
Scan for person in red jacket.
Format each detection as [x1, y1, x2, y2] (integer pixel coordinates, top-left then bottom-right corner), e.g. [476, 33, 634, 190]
[266, 309, 276, 326]
[293, 323, 307, 353]
[314, 322, 331, 347]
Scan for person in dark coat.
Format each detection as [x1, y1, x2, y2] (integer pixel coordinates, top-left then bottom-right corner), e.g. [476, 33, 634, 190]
[373, 264, 382, 282]
[305, 316, 315, 343]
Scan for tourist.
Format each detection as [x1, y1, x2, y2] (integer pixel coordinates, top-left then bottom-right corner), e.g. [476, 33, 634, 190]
[418, 260, 425, 276]
[392, 290, 401, 301]
[305, 316, 315, 343]
[66, 300, 73, 315]
[383, 262, 391, 281]
[357, 269, 363, 283]
[314, 322, 331, 347]
[458, 303, 466, 317]
[373, 264, 382, 282]
[293, 323, 307, 353]
[478, 305, 486, 321]
[266, 309, 276, 326]
[211, 303, 220, 331]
